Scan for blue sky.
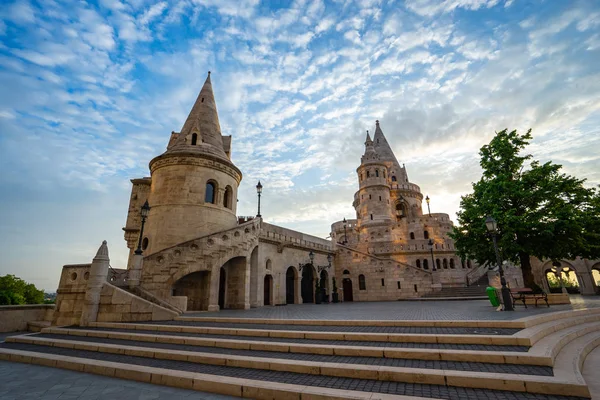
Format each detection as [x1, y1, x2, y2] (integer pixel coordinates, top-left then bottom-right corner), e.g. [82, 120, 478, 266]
[1, 0, 599, 291]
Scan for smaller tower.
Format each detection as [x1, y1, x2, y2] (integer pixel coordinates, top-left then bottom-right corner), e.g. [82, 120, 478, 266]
[141, 72, 243, 255]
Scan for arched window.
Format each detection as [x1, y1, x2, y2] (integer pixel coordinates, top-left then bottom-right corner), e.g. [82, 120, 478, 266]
[223, 186, 233, 209]
[266, 259, 272, 270]
[359, 275, 366, 290]
[410, 232, 415, 240]
[395, 203, 407, 220]
[436, 259, 441, 269]
[467, 260, 472, 269]
[366, 171, 370, 178]
[416, 260, 421, 268]
[205, 181, 216, 204]
[383, 170, 386, 178]
[443, 259, 448, 269]
[142, 237, 149, 250]
[424, 230, 429, 239]
[191, 133, 198, 145]
[370, 214, 373, 220]
[423, 259, 429, 270]
[375, 169, 379, 177]
[391, 176, 397, 182]
[450, 259, 455, 269]
[343, 269, 350, 275]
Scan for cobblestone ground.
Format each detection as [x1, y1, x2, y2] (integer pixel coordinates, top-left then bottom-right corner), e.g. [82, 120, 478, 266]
[183, 296, 600, 320]
[0, 360, 237, 400]
[37, 333, 551, 376]
[0, 343, 586, 400]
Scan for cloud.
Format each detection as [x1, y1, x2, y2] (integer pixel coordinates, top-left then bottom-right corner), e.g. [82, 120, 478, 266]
[0, 0, 599, 291]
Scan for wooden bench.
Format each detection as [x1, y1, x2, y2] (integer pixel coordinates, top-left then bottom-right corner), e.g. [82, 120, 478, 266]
[510, 288, 549, 308]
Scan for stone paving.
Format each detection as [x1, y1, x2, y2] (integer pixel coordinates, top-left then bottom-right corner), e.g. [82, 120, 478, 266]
[0, 342, 586, 400]
[69, 326, 531, 351]
[184, 296, 600, 320]
[140, 320, 520, 335]
[0, 360, 237, 400]
[36, 332, 551, 376]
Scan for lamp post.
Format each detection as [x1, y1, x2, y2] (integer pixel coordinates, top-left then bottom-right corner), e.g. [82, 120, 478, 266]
[485, 216, 513, 311]
[134, 200, 151, 255]
[256, 181, 263, 218]
[428, 239, 436, 272]
[425, 195, 431, 217]
[342, 218, 348, 244]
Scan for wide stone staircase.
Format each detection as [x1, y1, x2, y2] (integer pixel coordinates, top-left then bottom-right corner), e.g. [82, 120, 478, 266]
[1, 308, 600, 399]
[421, 273, 490, 300]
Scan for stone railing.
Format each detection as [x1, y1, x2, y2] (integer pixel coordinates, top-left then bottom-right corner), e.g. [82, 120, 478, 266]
[260, 222, 333, 252]
[0, 304, 55, 333]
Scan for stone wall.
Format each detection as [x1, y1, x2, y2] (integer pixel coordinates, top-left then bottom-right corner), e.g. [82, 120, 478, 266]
[0, 305, 54, 333]
[53, 264, 91, 326]
[97, 283, 177, 323]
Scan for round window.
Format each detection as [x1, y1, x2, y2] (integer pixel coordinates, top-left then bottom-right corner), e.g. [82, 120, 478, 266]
[70, 272, 78, 281]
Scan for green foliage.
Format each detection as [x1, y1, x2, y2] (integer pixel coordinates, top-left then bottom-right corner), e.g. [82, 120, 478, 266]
[0, 275, 46, 305]
[451, 129, 600, 288]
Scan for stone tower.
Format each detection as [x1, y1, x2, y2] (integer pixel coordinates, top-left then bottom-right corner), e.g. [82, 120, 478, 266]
[141, 72, 243, 255]
[354, 121, 424, 245]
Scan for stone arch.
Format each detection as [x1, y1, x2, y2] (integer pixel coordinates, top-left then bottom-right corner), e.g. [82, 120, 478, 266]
[223, 185, 233, 209]
[301, 264, 317, 303]
[205, 180, 218, 204]
[172, 270, 210, 311]
[286, 266, 298, 304]
[263, 274, 273, 306]
[541, 260, 581, 294]
[592, 263, 600, 292]
[220, 256, 248, 309]
[249, 246, 259, 307]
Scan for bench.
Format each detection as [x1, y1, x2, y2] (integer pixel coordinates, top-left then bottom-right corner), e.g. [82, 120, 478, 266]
[509, 288, 549, 308]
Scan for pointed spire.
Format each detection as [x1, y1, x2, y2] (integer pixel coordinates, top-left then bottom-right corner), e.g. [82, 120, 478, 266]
[362, 130, 378, 162]
[93, 240, 109, 261]
[170, 71, 227, 159]
[365, 130, 372, 144]
[372, 120, 399, 165]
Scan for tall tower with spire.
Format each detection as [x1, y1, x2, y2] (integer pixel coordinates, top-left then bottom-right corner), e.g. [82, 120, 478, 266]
[140, 72, 243, 256]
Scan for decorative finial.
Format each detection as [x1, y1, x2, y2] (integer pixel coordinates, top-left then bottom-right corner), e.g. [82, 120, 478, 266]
[208, 71, 211, 75]
[94, 240, 110, 261]
[366, 130, 369, 134]
[376, 120, 379, 125]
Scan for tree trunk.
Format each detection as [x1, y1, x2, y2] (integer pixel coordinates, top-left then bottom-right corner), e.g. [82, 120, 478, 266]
[519, 251, 536, 289]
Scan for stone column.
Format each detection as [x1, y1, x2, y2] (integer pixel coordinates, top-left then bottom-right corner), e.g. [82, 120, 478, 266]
[128, 253, 143, 289]
[207, 269, 220, 312]
[80, 241, 110, 326]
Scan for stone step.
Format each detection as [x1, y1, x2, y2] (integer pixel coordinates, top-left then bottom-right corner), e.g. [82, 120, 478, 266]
[19, 332, 553, 376]
[87, 322, 528, 346]
[43, 327, 533, 359]
[0, 340, 590, 399]
[137, 320, 521, 336]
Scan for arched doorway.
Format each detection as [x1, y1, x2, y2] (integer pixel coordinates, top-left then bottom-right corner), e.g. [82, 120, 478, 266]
[172, 271, 210, 311]
[218, 267, 226, 310]
[301, 265, 314, 303]
[320, 270, 329, 303]
[545, 264, 580, 294]
[264, 275, 273, 306]
[343, 278, 353, 302]
[593, 266, 600, 292]
[286, 267, 296, 304]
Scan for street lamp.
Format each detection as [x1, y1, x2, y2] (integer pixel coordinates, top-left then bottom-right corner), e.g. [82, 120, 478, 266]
[342, 218, 348, 244]
[485, 216, 513, 311]
[428, 239, 436, 272]
[256, 181, 263, 218]
[309, 250, 315, 265]
[134, 200, 151, 255]
[425, 195, 431, 217]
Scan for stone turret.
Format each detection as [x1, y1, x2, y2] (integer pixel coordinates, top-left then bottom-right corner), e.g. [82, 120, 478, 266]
[142, 72, 243, 255]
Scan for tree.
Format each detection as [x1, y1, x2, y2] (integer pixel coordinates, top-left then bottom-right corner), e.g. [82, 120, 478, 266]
[0, 275, 45, 305]
[451, 129, 600, 289]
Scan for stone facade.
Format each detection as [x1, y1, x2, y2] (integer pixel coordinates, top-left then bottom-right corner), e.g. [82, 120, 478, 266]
[47, 72, 599, 324]
[330, 122, 483, 301]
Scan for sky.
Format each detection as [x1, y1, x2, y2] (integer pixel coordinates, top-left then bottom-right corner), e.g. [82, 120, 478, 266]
[0, 0, 599, 291]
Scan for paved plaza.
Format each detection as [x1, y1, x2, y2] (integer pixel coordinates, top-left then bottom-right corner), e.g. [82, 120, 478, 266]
[186, 295, 600, 320]
[0, 359, 237, 400]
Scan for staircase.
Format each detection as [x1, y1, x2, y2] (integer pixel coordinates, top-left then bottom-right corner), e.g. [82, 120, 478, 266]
[2, 308, 600, 399]
[421, 273, 490, 300]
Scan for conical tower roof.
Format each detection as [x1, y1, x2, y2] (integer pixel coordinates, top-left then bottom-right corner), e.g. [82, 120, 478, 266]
[372, 120, 399, 165]
[169, 72, 228, 160]
[361, 130, 379, 163]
